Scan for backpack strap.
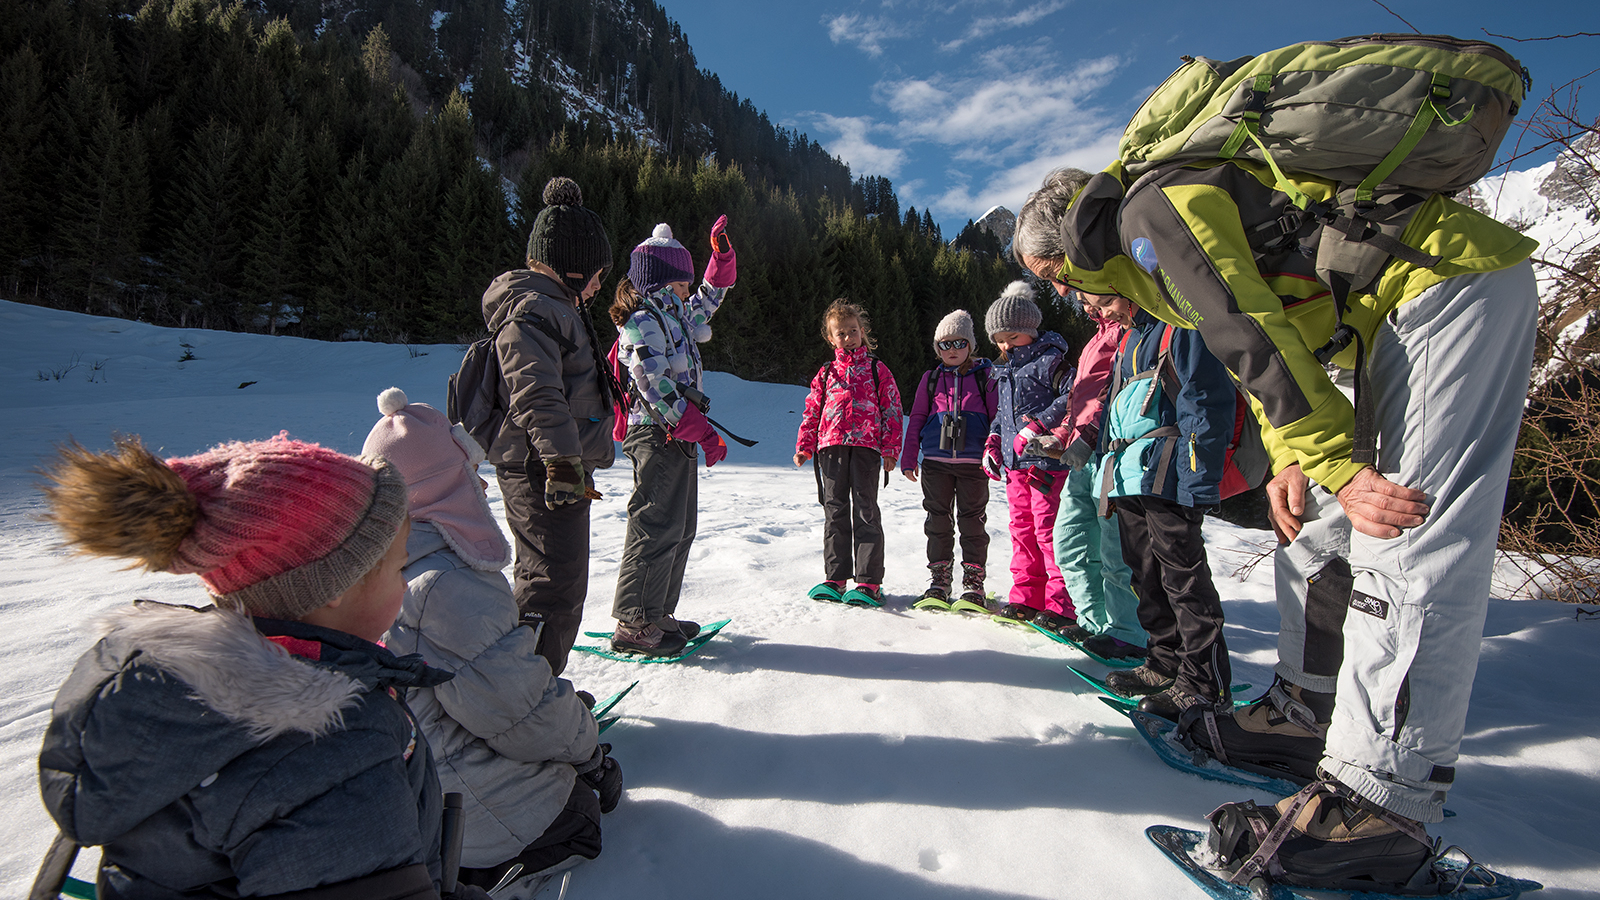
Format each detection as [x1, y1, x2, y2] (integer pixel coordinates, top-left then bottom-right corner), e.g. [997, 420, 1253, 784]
[520, 312, 578, 354]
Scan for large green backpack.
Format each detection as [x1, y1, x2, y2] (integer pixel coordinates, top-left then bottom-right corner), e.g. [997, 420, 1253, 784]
[1120, 34, 1528, 205]
[1115, 34, 1530, 465]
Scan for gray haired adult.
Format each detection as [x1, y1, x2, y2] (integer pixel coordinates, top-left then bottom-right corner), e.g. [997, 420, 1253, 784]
[1012, 166, 1093, 285]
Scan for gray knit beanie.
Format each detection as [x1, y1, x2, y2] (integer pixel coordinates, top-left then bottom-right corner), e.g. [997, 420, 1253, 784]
[934, 309, 976, 347]
[526, 177, 612, 294]
[984, 280, 1042, 338]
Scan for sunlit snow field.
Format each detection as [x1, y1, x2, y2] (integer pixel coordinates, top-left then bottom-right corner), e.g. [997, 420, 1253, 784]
[1, 299, 1596, 898]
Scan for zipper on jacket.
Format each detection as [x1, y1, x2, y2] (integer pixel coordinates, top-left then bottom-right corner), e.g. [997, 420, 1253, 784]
[1189, 433, 1198, 472]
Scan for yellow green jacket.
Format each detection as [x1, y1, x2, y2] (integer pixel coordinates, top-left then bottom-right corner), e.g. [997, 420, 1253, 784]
[1059, 159, 1535, 492]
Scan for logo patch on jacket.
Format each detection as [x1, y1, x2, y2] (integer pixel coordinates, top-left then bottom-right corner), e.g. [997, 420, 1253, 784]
[1350, 591, 1389, 620]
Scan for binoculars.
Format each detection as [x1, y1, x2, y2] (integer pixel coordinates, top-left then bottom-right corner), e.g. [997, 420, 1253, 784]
[938, 414, 967, 452]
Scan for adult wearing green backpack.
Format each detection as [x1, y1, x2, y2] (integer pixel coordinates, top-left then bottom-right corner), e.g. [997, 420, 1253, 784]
[1015, 145, 1536, 886]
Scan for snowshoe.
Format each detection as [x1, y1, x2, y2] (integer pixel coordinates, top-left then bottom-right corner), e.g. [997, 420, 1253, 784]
[1147, 824, 1537, 900]
[949, 594, 993, 615]
[574, 620, 731, 664]
[1138, 685, 1222, 722]
[808, 581, 846, 602]
[992, 601, 1039, 626]
[1033, 609, 1093, 643]
[841, 584, 884, 607]
[1208, 780, 1442, 894]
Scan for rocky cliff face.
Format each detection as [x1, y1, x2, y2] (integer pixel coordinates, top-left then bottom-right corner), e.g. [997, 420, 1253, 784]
[974, 205, 1015, 250]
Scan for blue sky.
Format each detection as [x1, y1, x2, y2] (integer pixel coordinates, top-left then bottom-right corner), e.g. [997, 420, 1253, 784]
[658, 0, 1597, 235]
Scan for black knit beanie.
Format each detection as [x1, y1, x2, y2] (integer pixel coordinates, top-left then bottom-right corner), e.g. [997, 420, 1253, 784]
[526, 177, 612, 294]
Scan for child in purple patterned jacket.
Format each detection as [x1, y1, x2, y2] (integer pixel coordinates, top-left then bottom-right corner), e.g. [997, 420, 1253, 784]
[794, 299, 904, 607]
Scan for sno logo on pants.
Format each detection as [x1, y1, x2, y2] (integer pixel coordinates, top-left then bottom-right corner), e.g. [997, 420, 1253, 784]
[1350, 591, 1389, 620]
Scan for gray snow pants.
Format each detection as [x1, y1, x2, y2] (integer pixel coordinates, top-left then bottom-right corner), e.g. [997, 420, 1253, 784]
[612, 424, 699, 626]
[1273, 262, 1537, 822]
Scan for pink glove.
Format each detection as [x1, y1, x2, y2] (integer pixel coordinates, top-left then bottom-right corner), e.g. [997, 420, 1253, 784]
[982, 433, 1004, 481]
[703, 215, 736, 288]
[1013, 419, 1044, 457]
[671, 403, 727, 467]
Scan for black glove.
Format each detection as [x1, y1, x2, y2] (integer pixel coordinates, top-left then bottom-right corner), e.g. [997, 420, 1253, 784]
[577, 742, 623, 813]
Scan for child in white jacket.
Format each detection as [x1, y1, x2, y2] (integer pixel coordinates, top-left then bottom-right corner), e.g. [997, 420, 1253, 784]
[365, 388, 621, 894]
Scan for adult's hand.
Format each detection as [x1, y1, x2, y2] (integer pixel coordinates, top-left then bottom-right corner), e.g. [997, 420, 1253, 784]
[1266, 463, 1308, 545]
[903, 466, 919, 482]
[1337, 465, 1429, 539]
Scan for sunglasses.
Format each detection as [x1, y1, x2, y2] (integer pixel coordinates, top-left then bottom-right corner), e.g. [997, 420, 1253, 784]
[936, 339, 970, 351]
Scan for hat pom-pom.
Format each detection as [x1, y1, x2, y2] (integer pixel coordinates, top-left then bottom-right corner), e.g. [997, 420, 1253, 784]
[652, 223, 673, 241]
[542, 176, 583, 207]
[1001, 280, 1032, 301]
[377, 387, 408, 416]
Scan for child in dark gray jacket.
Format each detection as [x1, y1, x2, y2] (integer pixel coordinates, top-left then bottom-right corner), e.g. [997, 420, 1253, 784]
[366, 388, 620, 896]
[36, 433, 451, 899]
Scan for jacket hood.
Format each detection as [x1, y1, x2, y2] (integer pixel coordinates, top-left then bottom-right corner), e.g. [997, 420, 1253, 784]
[1057, 164, 1165, 312]
[483, 269, 575, 332]
[1007, 331, 1070, 365]
[42, 603, 449, 844]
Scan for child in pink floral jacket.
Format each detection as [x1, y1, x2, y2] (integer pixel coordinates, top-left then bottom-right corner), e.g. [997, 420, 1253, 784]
[794, 299, 904, 606]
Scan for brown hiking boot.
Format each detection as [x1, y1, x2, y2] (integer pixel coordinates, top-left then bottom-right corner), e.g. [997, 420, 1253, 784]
[1186, 676, 1330, 782]
[1103, 663, 1175, 697]
[1209, 781, 1435, 892]
[610, 621, 688, 657]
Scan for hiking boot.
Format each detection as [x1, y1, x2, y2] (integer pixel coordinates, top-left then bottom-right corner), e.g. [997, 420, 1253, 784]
[958, 562, 986, 605]
[923, 560, 953, 601]
[1103, 663, 1175, 698]
[1185, 676, 1331, 782]
[994, 602, 1039, 623]
[1137, 685, 1214, 722]
[610, 621, 689, 657]
[658, 615, 700, 640]
[808, 580, 846, 602]
[1209, 780, 1435, 892]
[842, 584, 884, 607]
[1082, 633, 1148, 660]
[1034, 610, 1092, 642]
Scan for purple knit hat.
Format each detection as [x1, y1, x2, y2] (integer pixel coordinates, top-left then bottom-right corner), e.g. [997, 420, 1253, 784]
[628, 224, 695, 295]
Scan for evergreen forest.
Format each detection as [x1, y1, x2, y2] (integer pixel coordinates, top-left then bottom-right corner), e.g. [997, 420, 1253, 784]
[0, 0, 1087, 387]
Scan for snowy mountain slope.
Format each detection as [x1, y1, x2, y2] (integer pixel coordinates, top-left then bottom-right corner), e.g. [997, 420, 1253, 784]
[0, 300, 1597, 898]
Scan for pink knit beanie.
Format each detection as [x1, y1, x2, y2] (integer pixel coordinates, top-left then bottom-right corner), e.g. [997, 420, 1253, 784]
[163, 434, 409, 619]
[362, 388, 511, 571]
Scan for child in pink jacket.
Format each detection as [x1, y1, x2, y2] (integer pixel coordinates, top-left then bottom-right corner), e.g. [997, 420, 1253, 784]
[795, 299, 904, 606]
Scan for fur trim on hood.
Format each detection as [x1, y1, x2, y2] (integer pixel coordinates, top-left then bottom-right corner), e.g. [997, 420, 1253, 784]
[95, 603, 365, 741]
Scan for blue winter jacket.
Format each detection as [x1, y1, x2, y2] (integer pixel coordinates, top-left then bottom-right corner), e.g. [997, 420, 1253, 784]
[1097, 310, 1237, 507]
[39, 602, 452, 899]
[989, 331, 1075, 471]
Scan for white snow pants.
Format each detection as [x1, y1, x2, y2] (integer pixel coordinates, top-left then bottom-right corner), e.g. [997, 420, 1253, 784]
[1275, 261, 1537, 822]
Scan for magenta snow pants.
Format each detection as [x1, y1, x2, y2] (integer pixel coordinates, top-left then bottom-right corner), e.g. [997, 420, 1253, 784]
[1005, 468, 1072, 615]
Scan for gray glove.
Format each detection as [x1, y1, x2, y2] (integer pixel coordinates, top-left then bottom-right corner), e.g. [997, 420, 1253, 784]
[1060, 437, 1093, 470]
[542, 455, 585, 507]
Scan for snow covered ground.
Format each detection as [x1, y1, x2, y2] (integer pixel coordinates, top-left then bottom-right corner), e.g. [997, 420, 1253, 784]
[1, 299, 1598, 898]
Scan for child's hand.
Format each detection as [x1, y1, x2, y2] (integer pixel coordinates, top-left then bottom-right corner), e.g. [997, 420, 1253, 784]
[882, 457, 895, 474]
[903, 466, 918, 482]
[705, 215, 736, 288]
[794, 451, 812, 466]
[1013, 419, 1045, 457]
[982, 433, 1004, 481]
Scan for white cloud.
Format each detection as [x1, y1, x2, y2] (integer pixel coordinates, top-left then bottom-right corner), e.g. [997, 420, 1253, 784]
[870, 47, 1126, 222]
[939, 0, 1069, 52]
[814, 114, 908, 179]
[824, 13, 911, 57]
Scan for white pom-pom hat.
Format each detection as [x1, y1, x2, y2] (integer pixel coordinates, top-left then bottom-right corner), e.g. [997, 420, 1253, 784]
[362, 387, 510, 571]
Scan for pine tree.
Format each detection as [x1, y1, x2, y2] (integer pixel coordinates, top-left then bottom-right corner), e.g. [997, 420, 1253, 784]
[425, 165, 513, 339]
[313, 151, 380, 340]
[242, 128, 309, 335]
[0, 45, 49, 278]
[164, 119, 244, 328]
[54, 106, 151, 314]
